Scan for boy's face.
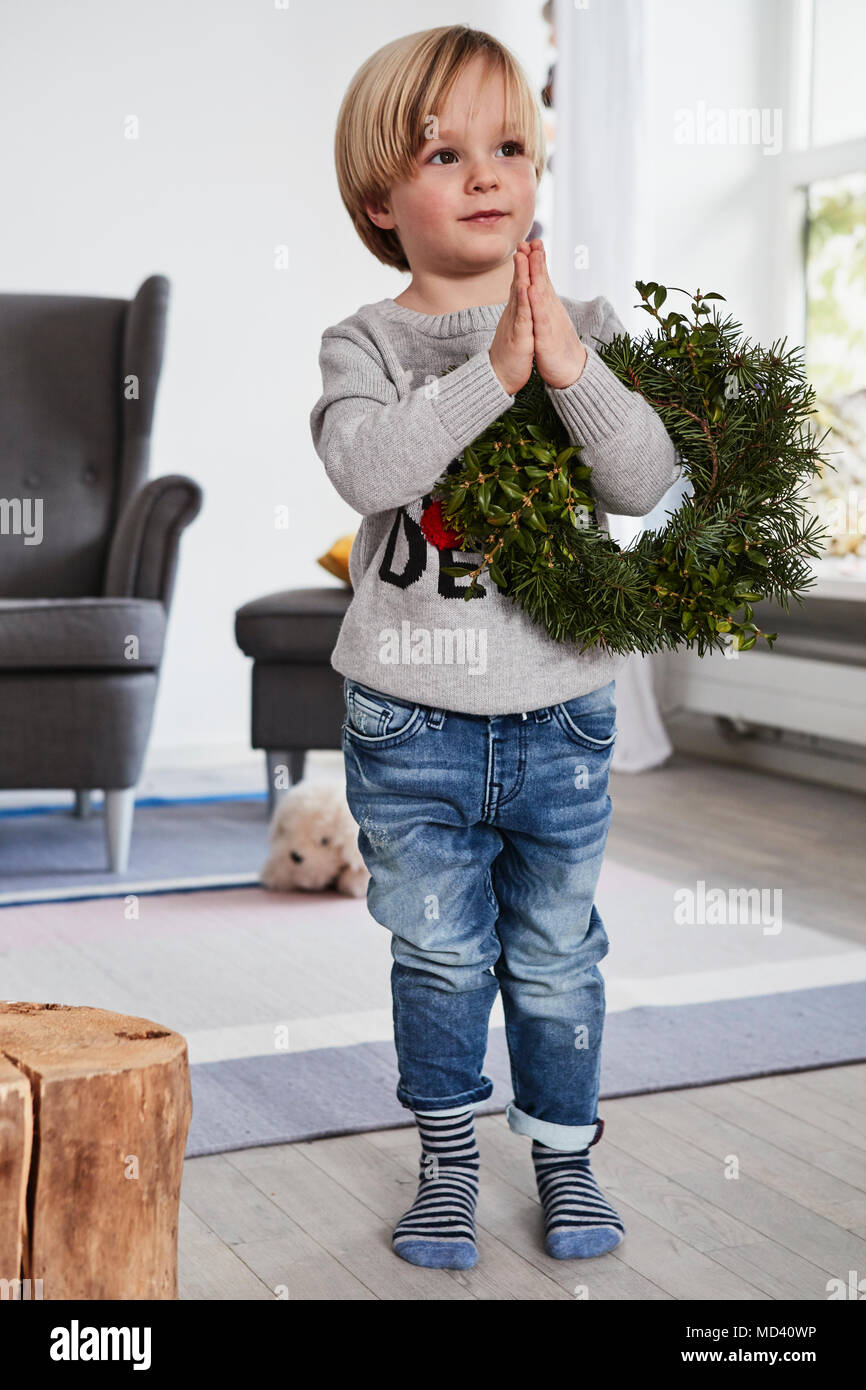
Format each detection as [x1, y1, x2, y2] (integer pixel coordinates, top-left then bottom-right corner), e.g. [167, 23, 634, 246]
[367, 54, 538, 281]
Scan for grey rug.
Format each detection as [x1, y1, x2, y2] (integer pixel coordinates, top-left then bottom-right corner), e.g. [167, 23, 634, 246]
[0, 796, 267, 904]
[3, 849, 864, 1158]
[185, 981, 866, 1157]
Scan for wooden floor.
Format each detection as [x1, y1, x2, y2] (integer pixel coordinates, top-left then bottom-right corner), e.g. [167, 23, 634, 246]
[178, 752, 866, 1300]
[179, 1065, 866, 1300]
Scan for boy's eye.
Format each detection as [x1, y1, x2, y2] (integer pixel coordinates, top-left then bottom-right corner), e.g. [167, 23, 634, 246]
[428, 141, 524, 165]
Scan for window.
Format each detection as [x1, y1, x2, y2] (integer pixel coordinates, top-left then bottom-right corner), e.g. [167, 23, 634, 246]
[782, 1, 866, 571]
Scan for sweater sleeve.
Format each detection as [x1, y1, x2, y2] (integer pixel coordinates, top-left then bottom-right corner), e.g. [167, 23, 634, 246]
[309, 327, 516, 516]
[543, 295, 682, 517]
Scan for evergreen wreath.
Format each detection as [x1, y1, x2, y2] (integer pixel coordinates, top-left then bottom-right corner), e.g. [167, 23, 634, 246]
[424, 282, 833, 657]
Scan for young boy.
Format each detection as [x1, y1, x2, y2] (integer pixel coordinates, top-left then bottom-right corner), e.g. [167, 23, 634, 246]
[310, 24, 680, 1270]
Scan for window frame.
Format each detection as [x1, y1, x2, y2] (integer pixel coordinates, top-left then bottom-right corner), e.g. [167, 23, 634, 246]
[773, 0, 866, 593]
[775, 0, 866, 341]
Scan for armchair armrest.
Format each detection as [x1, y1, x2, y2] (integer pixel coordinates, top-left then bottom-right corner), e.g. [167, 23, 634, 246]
[103, 474, 203, 609]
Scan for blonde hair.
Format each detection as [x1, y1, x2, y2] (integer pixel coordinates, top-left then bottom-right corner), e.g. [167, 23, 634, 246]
[334, 25, 547, 273]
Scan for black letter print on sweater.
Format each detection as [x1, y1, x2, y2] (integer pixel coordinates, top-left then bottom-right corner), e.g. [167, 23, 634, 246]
[378, 460, 487, 599]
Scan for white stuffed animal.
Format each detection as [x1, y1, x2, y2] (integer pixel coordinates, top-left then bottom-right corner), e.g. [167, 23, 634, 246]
[260, 780, 369, 898]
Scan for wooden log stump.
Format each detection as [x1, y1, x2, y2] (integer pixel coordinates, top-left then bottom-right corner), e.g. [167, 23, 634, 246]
[0, 1003, 191, 1300]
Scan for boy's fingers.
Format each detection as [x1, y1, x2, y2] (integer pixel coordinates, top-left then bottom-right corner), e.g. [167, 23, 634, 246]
[509, 253, 527, 303]
[515, 262, 532, 316]
[529, 243, 547, 274]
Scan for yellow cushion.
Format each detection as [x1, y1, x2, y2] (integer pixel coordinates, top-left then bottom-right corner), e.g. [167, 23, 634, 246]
[317, 533, 355, 586]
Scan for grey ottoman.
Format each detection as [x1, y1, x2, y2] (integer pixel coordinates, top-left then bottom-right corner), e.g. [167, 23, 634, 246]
[235, 586, 351, 811]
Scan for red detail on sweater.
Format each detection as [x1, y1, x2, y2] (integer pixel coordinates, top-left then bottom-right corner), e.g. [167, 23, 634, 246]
[420, 498, 464, 550]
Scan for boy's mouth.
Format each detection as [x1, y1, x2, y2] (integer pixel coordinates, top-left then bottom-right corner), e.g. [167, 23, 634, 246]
[461, 210, 507, 225]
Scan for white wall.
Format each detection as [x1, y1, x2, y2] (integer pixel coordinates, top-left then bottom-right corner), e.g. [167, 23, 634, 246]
[1, 0, 551, 767]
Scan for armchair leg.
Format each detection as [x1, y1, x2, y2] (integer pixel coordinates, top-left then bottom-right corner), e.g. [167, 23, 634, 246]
[105, 788, 136, 873]
[74, 790, 93, 818]
[266, 750, 306, 816]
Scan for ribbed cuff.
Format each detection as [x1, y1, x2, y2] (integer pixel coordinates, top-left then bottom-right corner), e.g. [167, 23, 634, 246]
[431, 349, 515, 451]
[544, 346, 637, 443]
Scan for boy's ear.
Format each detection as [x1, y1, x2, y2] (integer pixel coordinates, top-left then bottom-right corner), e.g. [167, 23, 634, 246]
[364, 198, 396, 231]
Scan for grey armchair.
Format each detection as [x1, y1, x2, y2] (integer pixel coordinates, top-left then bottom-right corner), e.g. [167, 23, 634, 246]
[0, 275, 202, 872]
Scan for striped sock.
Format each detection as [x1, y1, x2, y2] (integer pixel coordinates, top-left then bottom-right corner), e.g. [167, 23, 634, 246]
[532, 1139, 625, 1258]
[392, 1107, 480, 1269]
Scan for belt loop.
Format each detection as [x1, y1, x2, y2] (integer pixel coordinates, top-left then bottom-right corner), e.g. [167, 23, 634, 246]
[426, 707, 446, 729]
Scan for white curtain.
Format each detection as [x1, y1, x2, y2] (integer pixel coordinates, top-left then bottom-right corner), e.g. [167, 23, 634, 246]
[552, 0, 679, 772]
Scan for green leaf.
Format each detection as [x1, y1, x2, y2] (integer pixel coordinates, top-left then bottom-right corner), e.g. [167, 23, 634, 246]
[550, 474, 568, 503]
[555, 447, 580, 466]
[497, 480, 524, 501]
[515, 527, 535, 553]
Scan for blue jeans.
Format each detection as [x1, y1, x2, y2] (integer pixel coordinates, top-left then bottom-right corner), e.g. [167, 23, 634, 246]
[341, 675, 617, 1152]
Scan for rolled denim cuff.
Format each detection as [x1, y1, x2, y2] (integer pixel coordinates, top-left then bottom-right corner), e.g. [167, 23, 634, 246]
[506, 1102, 604, 1151]
[413, 1103, 480, 1117]
[397, 1076, 494, 1111]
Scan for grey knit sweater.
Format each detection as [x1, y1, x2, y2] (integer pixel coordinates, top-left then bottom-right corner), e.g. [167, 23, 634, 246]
[309, 294, 681, 716]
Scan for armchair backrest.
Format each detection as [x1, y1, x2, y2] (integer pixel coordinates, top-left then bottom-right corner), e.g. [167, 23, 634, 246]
[0, 275, 169, 597]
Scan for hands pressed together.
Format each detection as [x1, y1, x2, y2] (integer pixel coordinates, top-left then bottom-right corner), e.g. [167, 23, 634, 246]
[488, 239, 588, 397]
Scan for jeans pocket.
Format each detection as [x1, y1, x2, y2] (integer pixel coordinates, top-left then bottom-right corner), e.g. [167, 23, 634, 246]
[552, 686, 618, 752]
[343, 678, 425, 746]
